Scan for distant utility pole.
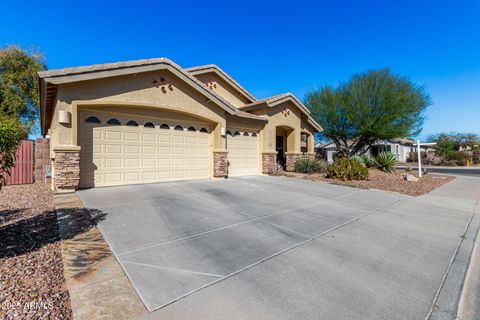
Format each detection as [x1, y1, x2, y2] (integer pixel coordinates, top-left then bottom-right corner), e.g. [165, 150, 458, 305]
[417, 140, 436, 178]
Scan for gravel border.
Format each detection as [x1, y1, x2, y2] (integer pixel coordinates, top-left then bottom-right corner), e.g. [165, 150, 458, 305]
[0, 182, 72, 319]
[280, 169, 455, 196]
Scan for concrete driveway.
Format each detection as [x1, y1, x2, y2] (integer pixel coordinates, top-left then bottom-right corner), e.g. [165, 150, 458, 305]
[77, 176, 480, 320]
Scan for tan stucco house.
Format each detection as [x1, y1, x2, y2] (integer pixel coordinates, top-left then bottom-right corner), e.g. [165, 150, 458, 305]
[38, 58, 321, 192]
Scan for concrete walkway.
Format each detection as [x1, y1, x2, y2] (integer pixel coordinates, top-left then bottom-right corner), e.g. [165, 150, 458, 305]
[54, 193, 147, 319]
[141, 176, 478, 320]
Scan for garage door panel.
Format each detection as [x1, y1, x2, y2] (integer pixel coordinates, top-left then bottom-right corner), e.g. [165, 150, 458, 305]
[125, 172, 141, 182]
[105, 144, 122, 154]
[125, 132, 140, 141]
[105, 158, 122, 168]
[105, 130, 122, 141]
[124, 145, 140, 154]
[142, 133, 156, 142]
[143, 145, 157, 155]
[79, 112, 211, 188]
[173, 135, 185, 143]
[125, 159, 140, 167]
[173, 147, 185, 154]
[158, 134, 171, 143]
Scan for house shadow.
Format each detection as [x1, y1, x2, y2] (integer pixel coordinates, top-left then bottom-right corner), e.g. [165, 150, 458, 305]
[0, 206, 107, 260]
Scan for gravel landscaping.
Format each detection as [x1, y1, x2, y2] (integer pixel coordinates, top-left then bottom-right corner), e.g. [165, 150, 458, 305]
[0, 182, 72, 319]
[281, 169, 454, 196]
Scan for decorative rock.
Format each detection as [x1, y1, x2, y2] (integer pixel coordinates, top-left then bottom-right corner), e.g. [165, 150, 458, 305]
[404, 174, 419, 182]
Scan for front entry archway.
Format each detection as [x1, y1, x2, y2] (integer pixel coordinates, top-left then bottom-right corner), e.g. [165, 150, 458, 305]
[275, 126, 294, 170]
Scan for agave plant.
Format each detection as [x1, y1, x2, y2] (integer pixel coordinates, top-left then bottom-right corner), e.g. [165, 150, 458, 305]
[360, 154, 375, 168]
[375, 152, 397, 173]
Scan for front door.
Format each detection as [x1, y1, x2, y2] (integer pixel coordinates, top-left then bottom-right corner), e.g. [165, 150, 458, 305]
[276, 136, 285, 169]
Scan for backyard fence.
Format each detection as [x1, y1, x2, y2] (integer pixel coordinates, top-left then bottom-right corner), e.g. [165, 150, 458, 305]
[5, 140, 34, 185]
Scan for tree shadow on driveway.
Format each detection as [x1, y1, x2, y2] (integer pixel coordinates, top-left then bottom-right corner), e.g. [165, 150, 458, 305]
[0, 207, 106, 260]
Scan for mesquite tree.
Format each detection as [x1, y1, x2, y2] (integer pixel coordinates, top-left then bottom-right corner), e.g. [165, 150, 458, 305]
[305, 68, 431, 157]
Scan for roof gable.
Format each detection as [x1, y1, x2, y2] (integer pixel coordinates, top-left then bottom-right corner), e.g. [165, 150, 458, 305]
[186, 64, 256, 103]
[240, 93, 322, 132]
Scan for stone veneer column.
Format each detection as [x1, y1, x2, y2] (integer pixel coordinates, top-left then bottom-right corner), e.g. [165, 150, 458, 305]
[53, 148, 80, 193]
[262, 151, 278, 174]
[213, 150, 228, 178]
[285, 152, 304, 172]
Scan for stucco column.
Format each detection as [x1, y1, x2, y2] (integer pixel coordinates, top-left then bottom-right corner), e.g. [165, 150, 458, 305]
[305, 132, 316, 160]
[53, 146, 81, 193]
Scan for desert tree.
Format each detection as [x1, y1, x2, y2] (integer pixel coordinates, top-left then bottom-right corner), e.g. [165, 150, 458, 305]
[305, 68, 431, 157]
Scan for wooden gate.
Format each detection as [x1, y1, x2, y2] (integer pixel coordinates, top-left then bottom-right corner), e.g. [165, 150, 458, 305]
[5, 140, 34, 185]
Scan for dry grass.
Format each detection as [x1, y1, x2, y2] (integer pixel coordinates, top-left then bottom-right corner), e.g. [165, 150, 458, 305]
[0, 182, 72, 319]
[281, 169, 454, 196]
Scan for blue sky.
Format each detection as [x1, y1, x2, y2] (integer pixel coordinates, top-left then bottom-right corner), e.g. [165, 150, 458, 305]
[2, 0, 479, 140]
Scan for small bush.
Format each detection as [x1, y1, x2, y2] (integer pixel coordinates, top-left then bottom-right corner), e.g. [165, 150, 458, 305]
[360, 154, 375, 168]
[375, 152, 397, 173]
[350, 155, 364, 165]
[294, 158, 327, 174]
[326, 158, 368, 181]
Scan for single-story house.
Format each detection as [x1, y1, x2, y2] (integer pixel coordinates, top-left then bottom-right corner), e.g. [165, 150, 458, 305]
[38, 58, 321, 192]
[316, 138, 421, 163]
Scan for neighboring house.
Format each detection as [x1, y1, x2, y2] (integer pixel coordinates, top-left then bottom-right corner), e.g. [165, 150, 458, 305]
[316, 138, 420, 163]
[371, 139, 418, 162]
[38, 58, 321, 192]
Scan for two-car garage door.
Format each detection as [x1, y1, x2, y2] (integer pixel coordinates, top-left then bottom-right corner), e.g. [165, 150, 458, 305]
[79, 112, 211, 188]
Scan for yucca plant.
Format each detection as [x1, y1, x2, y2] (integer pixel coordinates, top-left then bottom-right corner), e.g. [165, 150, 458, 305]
[375, 152, 397, 173]
[360, 154, 375, 168]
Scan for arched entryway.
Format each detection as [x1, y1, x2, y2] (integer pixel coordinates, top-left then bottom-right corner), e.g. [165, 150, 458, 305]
[275, 125, 295, 169]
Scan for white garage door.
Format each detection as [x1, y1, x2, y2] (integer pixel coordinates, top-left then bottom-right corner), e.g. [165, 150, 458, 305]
[79, 112, 211, 188]
[226, 129, 259, 176]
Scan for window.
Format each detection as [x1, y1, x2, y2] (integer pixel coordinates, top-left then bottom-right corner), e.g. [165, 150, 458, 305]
[174, 125, 183, 131]
[243, 132, 250, 136]
[160, 124, 170, 129]
[144, 122, 155, 128]
[234, 131, 241, 136]
[85, 116, 101, 123]
[187, 126, 196, 132]
[107, 118, 121, 125]
[251, 133, 257, 137]
[226, 130, 232, 136]
[396, 145, 399, 154]
[200, 128, 208, 133]
[126, 120, 138, 126]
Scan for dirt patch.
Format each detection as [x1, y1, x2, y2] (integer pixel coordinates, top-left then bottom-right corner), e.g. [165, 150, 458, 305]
[280, 169, 454, 196]
[0, 182, 72, 319]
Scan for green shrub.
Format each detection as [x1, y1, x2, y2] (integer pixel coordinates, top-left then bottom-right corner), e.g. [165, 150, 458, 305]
[375, 152, 397, 173]
[360, 154, 375, 168]
[326, 158, 368, 181]
[294, 158, 327, 174]
[350, 155, 364, 165]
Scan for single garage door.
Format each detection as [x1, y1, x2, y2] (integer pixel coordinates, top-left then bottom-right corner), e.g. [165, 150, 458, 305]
[78, 112, 211, 188]
[226, 129, 259, 176]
